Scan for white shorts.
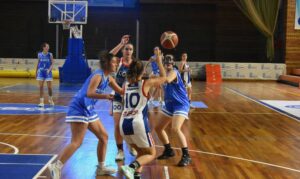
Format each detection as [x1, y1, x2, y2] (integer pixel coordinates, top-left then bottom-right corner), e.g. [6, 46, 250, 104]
[185, 82, 192, 88]
[113, 100, 123, 113]
[120, 113, 154, 148]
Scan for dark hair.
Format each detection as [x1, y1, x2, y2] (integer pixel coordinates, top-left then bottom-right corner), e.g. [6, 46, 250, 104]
[127, 60, 144, 82]
[181, 52, 187, 55]
[164, 54, 175, 65]
[41, 43, 49, 51]
[99, 50, 115, 71]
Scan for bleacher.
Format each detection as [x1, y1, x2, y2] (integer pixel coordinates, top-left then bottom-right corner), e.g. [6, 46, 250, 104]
[0, 58, 287, 81]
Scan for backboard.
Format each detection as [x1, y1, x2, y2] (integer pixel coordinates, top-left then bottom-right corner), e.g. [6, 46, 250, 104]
[48, 0, 88, 24]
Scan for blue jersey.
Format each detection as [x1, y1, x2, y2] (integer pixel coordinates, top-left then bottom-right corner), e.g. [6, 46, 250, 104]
[37, 52, 52, 70]
[114, 59, 130, 101]
[163, 69, 189, 106]
[150, 55, 159, 74]
[74, 69, 110, 105]
[66, 70, 110, 123]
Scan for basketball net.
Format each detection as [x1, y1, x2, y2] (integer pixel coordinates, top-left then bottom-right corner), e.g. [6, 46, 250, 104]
[62, 20, 72, 30]
[62, 20, 83, 39]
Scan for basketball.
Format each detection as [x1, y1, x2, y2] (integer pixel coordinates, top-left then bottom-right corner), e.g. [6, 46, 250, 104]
[160, 31, 179, 49]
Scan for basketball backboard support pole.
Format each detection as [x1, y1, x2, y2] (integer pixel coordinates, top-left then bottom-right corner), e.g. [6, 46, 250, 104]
[136, 19, 139, 59]
[49, 1, 90, 83]
[49, 0, 88, 57]
[56, 24, 59, 58]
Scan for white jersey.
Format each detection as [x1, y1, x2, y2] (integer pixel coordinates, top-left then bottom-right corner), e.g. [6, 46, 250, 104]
[182, 62, 191, 85]
[120, 80, 154, 148]
[122, 80, 148, 118]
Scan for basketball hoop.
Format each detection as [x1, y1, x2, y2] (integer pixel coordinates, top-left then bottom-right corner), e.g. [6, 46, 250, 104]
[62, 20, 72, 30]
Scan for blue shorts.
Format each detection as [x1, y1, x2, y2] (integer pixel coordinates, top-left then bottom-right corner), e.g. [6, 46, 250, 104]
[36, 69, 53, 81]
[162, 102, 190, 119]
[65, 98, 99, 124]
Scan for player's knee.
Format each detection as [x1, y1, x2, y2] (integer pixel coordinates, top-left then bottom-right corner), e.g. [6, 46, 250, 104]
[99, 132, 108, 143]
[155, 125, 162, 133]
[155, 122, 167, 132]
[114, 122, 120, 130]
[71, 140, 83, 149]
[150, 148, 156, 157]
[171, 127, 181, 134]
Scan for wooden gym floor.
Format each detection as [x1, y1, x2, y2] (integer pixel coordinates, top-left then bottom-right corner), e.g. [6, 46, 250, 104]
[0, 78, 300, 179]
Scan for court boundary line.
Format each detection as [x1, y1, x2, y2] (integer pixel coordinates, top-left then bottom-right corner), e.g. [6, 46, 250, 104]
[0, 84, 80, 92]
[33, 154, 57, 179]
[0, 153, 55, 156]
[156, 145, 300, 173]
[1, 132, 300, 173]
[3, 132, 300, 141]
[0, 83, 22, 90]
[225, 87, 300, 122]
[0, 103, 68, 116]
[163, 166, 169, 179]
[0, 113, 66, 116]
[0, 93, 75, 97]
[0, 142, 19, 154]
[0, 163, 45, 165]
[0, 132, 80, 140]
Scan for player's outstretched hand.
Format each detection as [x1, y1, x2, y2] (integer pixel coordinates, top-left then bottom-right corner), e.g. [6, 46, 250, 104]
[121, 35, 130, 45]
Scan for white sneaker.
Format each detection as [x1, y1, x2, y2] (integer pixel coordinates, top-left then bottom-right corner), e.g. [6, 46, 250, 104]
[48, 163, 61, 179]
[121, 165, 135, 179]
[115, 150, 125, 161]
[38, 103, 44, 108]
[49, 99, 55, 106]
[96, 165, 116, 175]
[159, 101, 165, 107]
[129, 147, 137, 156]
[147, 100, 153, 106]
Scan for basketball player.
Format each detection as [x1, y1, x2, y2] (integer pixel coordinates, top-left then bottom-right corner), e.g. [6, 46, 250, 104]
[120, 50, 166, 179]
[36, 43, 54, 107]
[179, 52, 192, 103]
[145, 46, 163, 106]
[110, 35, 137, 161]
[48, 51, 123, 179]
[155, 54, 192, 167]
